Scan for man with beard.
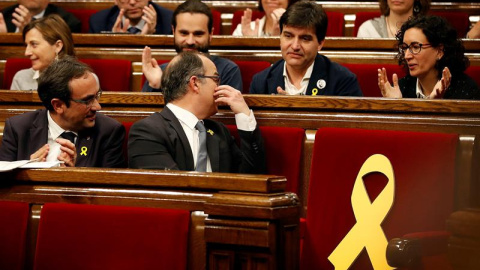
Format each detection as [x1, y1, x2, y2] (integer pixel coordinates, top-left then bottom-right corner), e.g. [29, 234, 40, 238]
[141, 0, 242, 92]
[89, 0, 172, 34]
[0, 57, 125, 168]
[0, 0, 80, 33]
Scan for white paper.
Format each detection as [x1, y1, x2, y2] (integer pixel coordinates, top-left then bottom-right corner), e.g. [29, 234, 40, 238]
[0, 160, 33, 172]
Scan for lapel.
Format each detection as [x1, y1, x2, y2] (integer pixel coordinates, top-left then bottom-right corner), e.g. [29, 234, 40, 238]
[161, 107, 195, 170]
[204, 120, 220, 172]
[305, 54, 328, 96]
[28, 110, 49, 156]
[76, 127, 96, 167]
[267, 60, 286, 94]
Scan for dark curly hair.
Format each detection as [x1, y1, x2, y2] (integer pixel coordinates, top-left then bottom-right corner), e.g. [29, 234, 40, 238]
[395, 15, 469, 78]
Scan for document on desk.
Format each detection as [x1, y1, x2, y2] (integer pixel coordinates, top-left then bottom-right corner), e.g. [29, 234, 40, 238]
[0, 160, 63, 172]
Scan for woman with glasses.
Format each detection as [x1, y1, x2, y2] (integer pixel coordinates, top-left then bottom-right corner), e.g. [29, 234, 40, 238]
[378, 15, 480, 99]
[10, 14, 75, 90]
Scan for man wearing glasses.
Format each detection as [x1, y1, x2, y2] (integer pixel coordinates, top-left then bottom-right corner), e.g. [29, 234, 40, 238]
[0, 57, 126, 168]
[128, 52, 266, 173]
[89, 0, 172, 34]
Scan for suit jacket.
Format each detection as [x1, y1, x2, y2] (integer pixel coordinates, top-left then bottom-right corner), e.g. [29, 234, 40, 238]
[1, 4, 81, 33]
[399, 73, 480, 100]
[88, 1, 172, 34]
[0, 110, 126, 168]
[250, 54, 363, 96]
[128, 106, 266, 173]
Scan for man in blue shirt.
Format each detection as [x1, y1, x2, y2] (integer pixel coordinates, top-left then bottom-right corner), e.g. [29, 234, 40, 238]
[142, 0, 242, 92]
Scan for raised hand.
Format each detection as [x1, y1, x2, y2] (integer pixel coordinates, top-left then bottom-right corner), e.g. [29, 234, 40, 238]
[142, 46, 162, 89]
[0, 13, 7, 33]
[378, 68, 402, 98]
[56, 138, 76, 167]
[112, 9, 129, 32]
[214, 85, 250, 116]
[11, 5, 32, 32]
[429, 67, 451, 99]
[141, 4, 157, 34]
[241, 8, 260, 37]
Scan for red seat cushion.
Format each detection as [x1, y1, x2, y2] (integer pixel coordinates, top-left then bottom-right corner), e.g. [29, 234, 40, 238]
[66, 9, 97, 33]
[465, 66, 480, 88]
[34, 203, 190, 270]
[211, 9, 221, 35]
[227, 125, 304, 193]
[0, 201, 29, 270]
[342, 63, 406, 97]
[302, 127, 457, 269]
[235, 60, 271, 93]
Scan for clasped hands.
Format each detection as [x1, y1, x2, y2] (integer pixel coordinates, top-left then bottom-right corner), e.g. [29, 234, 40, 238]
[378, 67, 451, 99]
[0, 5, 32, 33]
[240, 8, 285, 37]
[112, 5, 157, 34]
[30, 138, 77, 167]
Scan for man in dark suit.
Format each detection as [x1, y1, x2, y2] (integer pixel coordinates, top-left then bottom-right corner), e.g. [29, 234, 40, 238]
[0, 57, 125, 168]
[89, 0, 172, 34]
[128, 52, 266, 173]
[250, 1, 362, 97]
[0, 0, 81, 33]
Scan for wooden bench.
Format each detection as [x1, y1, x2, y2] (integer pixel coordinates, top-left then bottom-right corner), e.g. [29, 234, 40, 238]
[0, 168, 299, 270]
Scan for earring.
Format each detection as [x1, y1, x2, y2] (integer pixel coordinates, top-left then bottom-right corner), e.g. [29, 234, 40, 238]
[413, 0, 421, 14]
[55, 51, 59, 61]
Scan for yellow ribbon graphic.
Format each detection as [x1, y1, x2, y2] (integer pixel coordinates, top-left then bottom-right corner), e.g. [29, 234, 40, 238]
[312, 88, 318, 96]
[328, 154, 395, 270]
[207, 129, 214, 136]
[80, 146, 88, 156]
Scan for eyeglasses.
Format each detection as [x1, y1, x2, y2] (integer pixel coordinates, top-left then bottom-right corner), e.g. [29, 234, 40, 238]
[70, 90, 102, 109]
[197, 75, 221, 86]
[399, 42, 433, 55]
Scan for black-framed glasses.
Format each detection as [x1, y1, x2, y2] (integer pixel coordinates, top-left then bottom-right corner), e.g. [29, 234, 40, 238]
[197, 75, 221, 86]
[70, 89, 102, 109]
[399, 42, 433, 55]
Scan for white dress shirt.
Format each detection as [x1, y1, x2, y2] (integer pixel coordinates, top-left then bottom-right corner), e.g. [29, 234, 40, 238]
[282, 61, 314, 95]
[46, 111, 77, 162]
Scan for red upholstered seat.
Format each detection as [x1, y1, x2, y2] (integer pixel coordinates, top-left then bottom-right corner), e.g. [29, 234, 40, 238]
[3, 58, 132, 91]
[80, 59, 132, 91]
[342, 63, 406, 97]
[235, 60, 271, 93]
[211, 10, 221, 35]
[66, 9, 97, 33]
[326, 12, 344, 37]
[3, 58, 31, 89]
[302, 127, 457, 269]
[34, 203, 190, 270]
[0, 201, 29, 270]
[231, 10, 344, 36]
[465, 66, 480, 88]
[227, 125, 304, 193]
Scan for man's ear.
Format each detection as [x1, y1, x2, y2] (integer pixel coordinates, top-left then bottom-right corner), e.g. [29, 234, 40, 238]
[189, 75, 201, 94]
[317, 40, 325, 51]
[51, 98, 66, 114]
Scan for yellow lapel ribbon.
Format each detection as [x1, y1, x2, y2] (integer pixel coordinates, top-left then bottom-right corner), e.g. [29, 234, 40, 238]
[207, 129, 214, 136]
[312, 88, 318, 96]
[328, 154, 395, 270]
[80, 146, 88, 156]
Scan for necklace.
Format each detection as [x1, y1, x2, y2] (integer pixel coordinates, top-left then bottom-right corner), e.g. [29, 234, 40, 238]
[385, 16, 398, 38]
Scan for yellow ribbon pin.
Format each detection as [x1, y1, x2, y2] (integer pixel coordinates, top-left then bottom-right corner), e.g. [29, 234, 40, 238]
[207, 129, 214, 136]
[328, 154, 395, 270]
[312, 88, 318, 96]
[80, 146, 88, 156]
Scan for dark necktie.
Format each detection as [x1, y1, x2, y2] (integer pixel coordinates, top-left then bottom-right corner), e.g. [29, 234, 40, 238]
[60, 131, 76, 144]
[127, 27, 141, 34]
[195, 121, 207, 172]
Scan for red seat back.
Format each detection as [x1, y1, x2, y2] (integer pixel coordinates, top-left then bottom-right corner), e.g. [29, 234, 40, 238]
[3, 58, 31, 89]
[465, 66, 480, 88]
[326, 11, 344, 37]
[211, 9, 221, 35]
[0, 201, 29, 270]
[235, 60, 271, 93]
[80, 59, 132, 91]
[34, 203, 190, 270]
[302, 127, 457, 269]
[342, 63, 406, 97]
[430, 11, 470, 38]
[227, 125, 305, 193]
[354, 11, 381, 37]
[66, 9, 97, 33]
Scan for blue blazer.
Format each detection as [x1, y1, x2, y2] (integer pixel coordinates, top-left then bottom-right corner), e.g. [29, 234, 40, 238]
[250, 54, 363, 96]
[89, 1, 172, 34]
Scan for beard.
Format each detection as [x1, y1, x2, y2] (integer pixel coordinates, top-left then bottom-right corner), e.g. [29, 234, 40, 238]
[174, 42, 210, 54]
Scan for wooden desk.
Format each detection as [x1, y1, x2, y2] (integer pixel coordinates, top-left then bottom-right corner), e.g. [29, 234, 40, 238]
[0, 168, 299, 270]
